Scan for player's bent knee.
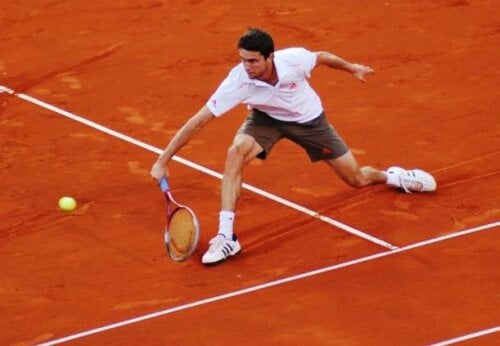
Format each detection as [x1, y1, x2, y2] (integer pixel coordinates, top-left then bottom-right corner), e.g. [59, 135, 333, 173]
[228, 136, 256, 158]
[227, 143, 247, 160]
[225, 138, 254, 171]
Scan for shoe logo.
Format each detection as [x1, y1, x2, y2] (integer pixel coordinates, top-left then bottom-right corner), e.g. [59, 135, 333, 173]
[222, 244, 233, 257]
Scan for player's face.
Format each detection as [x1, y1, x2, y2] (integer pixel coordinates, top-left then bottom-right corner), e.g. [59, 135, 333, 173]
[239, 49, 272, 80]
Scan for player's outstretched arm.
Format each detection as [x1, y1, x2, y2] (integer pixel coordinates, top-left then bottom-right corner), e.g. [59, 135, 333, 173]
[151, 105, 214, 181]
[314, 51, 374, 82]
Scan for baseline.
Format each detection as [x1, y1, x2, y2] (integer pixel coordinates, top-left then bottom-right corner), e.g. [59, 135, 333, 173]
[38, 222, 499, 346]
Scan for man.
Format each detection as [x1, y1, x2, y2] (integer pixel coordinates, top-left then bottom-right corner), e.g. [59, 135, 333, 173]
[151, 28, 436, 265]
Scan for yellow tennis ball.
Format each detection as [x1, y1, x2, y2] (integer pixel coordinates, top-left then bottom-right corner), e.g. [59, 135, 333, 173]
[58, 196, 77, 211]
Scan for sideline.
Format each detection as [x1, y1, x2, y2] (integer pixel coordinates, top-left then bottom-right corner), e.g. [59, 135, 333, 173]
[37, 222, 499, 345]
[0, 85, 398, 250]
[428, 325, 500, 346]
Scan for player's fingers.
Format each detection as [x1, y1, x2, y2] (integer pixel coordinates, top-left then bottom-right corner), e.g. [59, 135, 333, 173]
[354, 72, 366, 82]
[358, 64, 374, 75]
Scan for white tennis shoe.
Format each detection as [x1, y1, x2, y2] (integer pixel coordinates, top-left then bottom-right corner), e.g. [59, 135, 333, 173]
[387, 166, 437, 193]
[202, 234, 241, 265]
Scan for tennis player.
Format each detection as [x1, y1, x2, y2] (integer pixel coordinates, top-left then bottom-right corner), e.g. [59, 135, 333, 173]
[151, 28, 436, 265]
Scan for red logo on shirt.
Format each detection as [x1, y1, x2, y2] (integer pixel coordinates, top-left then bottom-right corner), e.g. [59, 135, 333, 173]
[289, 83, 297, 89]
[322, 147, 332, 155]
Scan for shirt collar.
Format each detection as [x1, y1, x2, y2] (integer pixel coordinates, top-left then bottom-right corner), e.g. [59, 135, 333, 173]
[239, 60, 281, 88]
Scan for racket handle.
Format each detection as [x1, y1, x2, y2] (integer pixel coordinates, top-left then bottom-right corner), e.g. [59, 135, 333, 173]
[159, 176, 170, 193]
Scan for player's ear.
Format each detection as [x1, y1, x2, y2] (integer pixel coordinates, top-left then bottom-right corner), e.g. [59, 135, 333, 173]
[267, 52, 274, 61]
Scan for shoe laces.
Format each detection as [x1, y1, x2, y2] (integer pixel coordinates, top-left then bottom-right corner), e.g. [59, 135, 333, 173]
[207, 235, 229, 253]
[399, 170, 424, 193]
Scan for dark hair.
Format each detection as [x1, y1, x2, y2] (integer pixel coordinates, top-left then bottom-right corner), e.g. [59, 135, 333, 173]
[237, 28, 274, 59]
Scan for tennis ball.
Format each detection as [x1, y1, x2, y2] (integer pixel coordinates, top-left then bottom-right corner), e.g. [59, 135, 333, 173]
[58, 196, 77, 211]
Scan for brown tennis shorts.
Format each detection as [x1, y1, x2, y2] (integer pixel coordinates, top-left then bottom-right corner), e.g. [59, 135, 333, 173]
[237, 109, 349, 162]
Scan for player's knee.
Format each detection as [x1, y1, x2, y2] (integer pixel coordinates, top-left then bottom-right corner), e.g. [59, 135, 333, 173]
[227, 136, 254, 159]
[226, 143, 245, 161]
[225, 140, 252, 173]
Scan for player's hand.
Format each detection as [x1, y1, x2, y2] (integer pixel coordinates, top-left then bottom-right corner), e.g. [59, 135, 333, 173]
[351, 63, 374, 82]
[151, 161, 169, 183]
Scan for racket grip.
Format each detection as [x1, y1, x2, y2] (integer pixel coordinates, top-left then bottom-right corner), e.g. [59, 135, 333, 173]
[159, 176, 170, 193]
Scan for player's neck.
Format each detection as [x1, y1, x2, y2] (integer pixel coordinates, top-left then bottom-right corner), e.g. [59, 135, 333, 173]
[260, 61, 278, 86]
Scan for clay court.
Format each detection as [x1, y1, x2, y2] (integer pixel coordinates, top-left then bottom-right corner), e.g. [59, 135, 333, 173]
[1, 1, 499, 345]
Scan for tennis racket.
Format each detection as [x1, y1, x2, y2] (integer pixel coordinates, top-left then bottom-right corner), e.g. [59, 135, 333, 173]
[159, 176, 200, 262]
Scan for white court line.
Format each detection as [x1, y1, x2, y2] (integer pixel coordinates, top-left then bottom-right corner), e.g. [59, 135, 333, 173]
[428, 326, 500, 346]
[36, 221, 499, 346]
[0, 84, 397, 250]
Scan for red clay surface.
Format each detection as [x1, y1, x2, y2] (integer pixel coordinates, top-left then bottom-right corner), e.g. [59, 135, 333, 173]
[1, 1, 499, 345]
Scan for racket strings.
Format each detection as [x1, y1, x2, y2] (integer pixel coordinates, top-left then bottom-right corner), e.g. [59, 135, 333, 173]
[169, 208, 196, 258]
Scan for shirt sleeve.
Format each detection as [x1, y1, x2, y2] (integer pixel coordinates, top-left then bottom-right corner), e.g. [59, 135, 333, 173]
[304, 49, 317, 77]
[283, 47, 317, 78]
[206, 67, 246, 117]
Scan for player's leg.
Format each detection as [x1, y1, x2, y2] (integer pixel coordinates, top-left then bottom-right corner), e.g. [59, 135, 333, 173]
[324, 151, 386, 188]
[220, 110, 282, 215]
[201, 134, 261, 265]
[221, 133, 264, 212]
[202, 110, 282, 265]
[325, 153, 437, 192]
[286, 113, 436, 192]
[324, 146, 437, 192]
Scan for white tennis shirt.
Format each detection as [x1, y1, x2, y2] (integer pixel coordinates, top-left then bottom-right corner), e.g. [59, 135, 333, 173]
[207, 47, 323, 123]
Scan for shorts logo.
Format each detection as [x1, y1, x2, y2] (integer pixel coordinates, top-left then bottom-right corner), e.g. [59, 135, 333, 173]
[322, 147, 332, 155]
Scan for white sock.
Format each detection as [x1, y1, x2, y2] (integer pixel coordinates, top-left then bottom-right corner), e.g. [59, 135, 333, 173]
[385, 170, 401, 187]
[218, 210, 235, 239]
